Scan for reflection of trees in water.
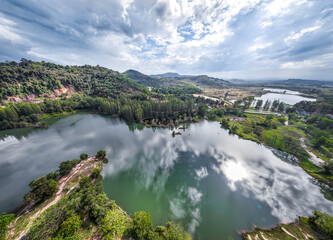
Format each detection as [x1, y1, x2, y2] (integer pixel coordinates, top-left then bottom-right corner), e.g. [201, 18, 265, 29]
[0, 127, 37, 141]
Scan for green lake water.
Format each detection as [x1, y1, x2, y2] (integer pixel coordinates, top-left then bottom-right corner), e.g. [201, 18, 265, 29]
[0, 114, 332, 239]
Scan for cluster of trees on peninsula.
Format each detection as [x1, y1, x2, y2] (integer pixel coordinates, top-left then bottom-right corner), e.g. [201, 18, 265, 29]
[231, 96, 291, 113]
[230, 94, 333, 115]
[0, 151, 191, 240]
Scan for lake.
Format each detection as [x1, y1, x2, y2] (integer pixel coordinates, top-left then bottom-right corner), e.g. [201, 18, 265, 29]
[0, 114, 332, 239]
[255, 88, 316, 105]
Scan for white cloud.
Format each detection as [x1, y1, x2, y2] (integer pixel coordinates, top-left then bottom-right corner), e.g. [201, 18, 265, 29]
[263, 0, 307, 18]
[0, 17, 24, 42]
[248, 42, 272, 52]
[260, 21, 273, 28]
[281, 58, 328, 69]
[284, 25, 321, 42]
[0, 0, 332, 79]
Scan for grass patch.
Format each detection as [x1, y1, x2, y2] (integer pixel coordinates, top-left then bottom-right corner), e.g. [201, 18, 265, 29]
[39, 111, 76, 124]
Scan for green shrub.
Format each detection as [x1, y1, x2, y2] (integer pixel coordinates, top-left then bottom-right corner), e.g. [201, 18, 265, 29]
[277, 117, 287, 124]
[164, 221, 192, 240]
[79, 176, 92, 189]
[59, 159, 80, 176]
[24, 176, 58, 204]
[132, 211, 153, 240]
[91, 168, 101, 179]
[26, 198, 67, 239]
[0, 213, 15, 240]
[56, 214, 82, 238]
[96, 150, 106, 160]
[80, 153, 88, 160]
[309, 211, 333, 238]
[46, 172, 59, 180]
[101, 209, 130, 239]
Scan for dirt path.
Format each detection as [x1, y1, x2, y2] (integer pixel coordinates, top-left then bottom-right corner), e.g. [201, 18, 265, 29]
[281, 227, 298, 239]
[8, 157, 97, 240]
[300, 138, 325, 166]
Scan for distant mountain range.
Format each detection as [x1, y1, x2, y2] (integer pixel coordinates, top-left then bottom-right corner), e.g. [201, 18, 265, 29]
[124, 69, 333, 89]
[228, 78, 333, 87]
[123, 70, 229, 88]
[271, 79, 333, 86]
[150, 72, 193, 78]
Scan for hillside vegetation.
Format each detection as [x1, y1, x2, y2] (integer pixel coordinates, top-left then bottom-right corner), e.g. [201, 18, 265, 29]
[0, 59, 147, 100]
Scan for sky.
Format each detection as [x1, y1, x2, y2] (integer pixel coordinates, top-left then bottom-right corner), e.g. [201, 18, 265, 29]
[0, 0, 332, 80]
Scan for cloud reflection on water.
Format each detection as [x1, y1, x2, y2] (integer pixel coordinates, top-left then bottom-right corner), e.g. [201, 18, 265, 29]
[103, 119, 333, 223]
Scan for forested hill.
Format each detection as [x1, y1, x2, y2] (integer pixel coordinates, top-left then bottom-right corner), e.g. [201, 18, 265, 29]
[123, 69, 194, 88]
[123, 69, 165, 87]
[0, 59, 148, 101]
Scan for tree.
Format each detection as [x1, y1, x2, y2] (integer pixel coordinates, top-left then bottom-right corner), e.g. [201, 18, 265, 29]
[29, 114, 38, 123]
[271, 100, 279, 111]
[121, 105, 133, 121]
[132, 211, 153, 240]
[24, 176, 58, 204]
[277, 117, 287, 125]
[80, 153, 88, 160]
[56, 214, 82, 238]
[207, 109, 217, 120]
[233, 108, 243, 117]
[59, 159, 80, 176]
[165, 221, 191, 240]
[245, 96, 255, 109]
[198, 105, 207, 117]
[278, 102, 285, 112]
[96, 150, 106, 160]
[134, 106, 143, 121]
[46, 172, 59, 180]
[221, 118, 230, 129]
[0, 213, 15, 240]
[288, 113, 297, 121]
[314, 136, 328, 149]
[266, 115, 274, 121]
[101, 209, 129, 239]
[264, 115, 274, 128]
[255, 99, 263, 109]
[79, 176, 92, 188]
[309, 211, 333, 239]
[91, 168, 101, 179]
[263, 100, 271, 111]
